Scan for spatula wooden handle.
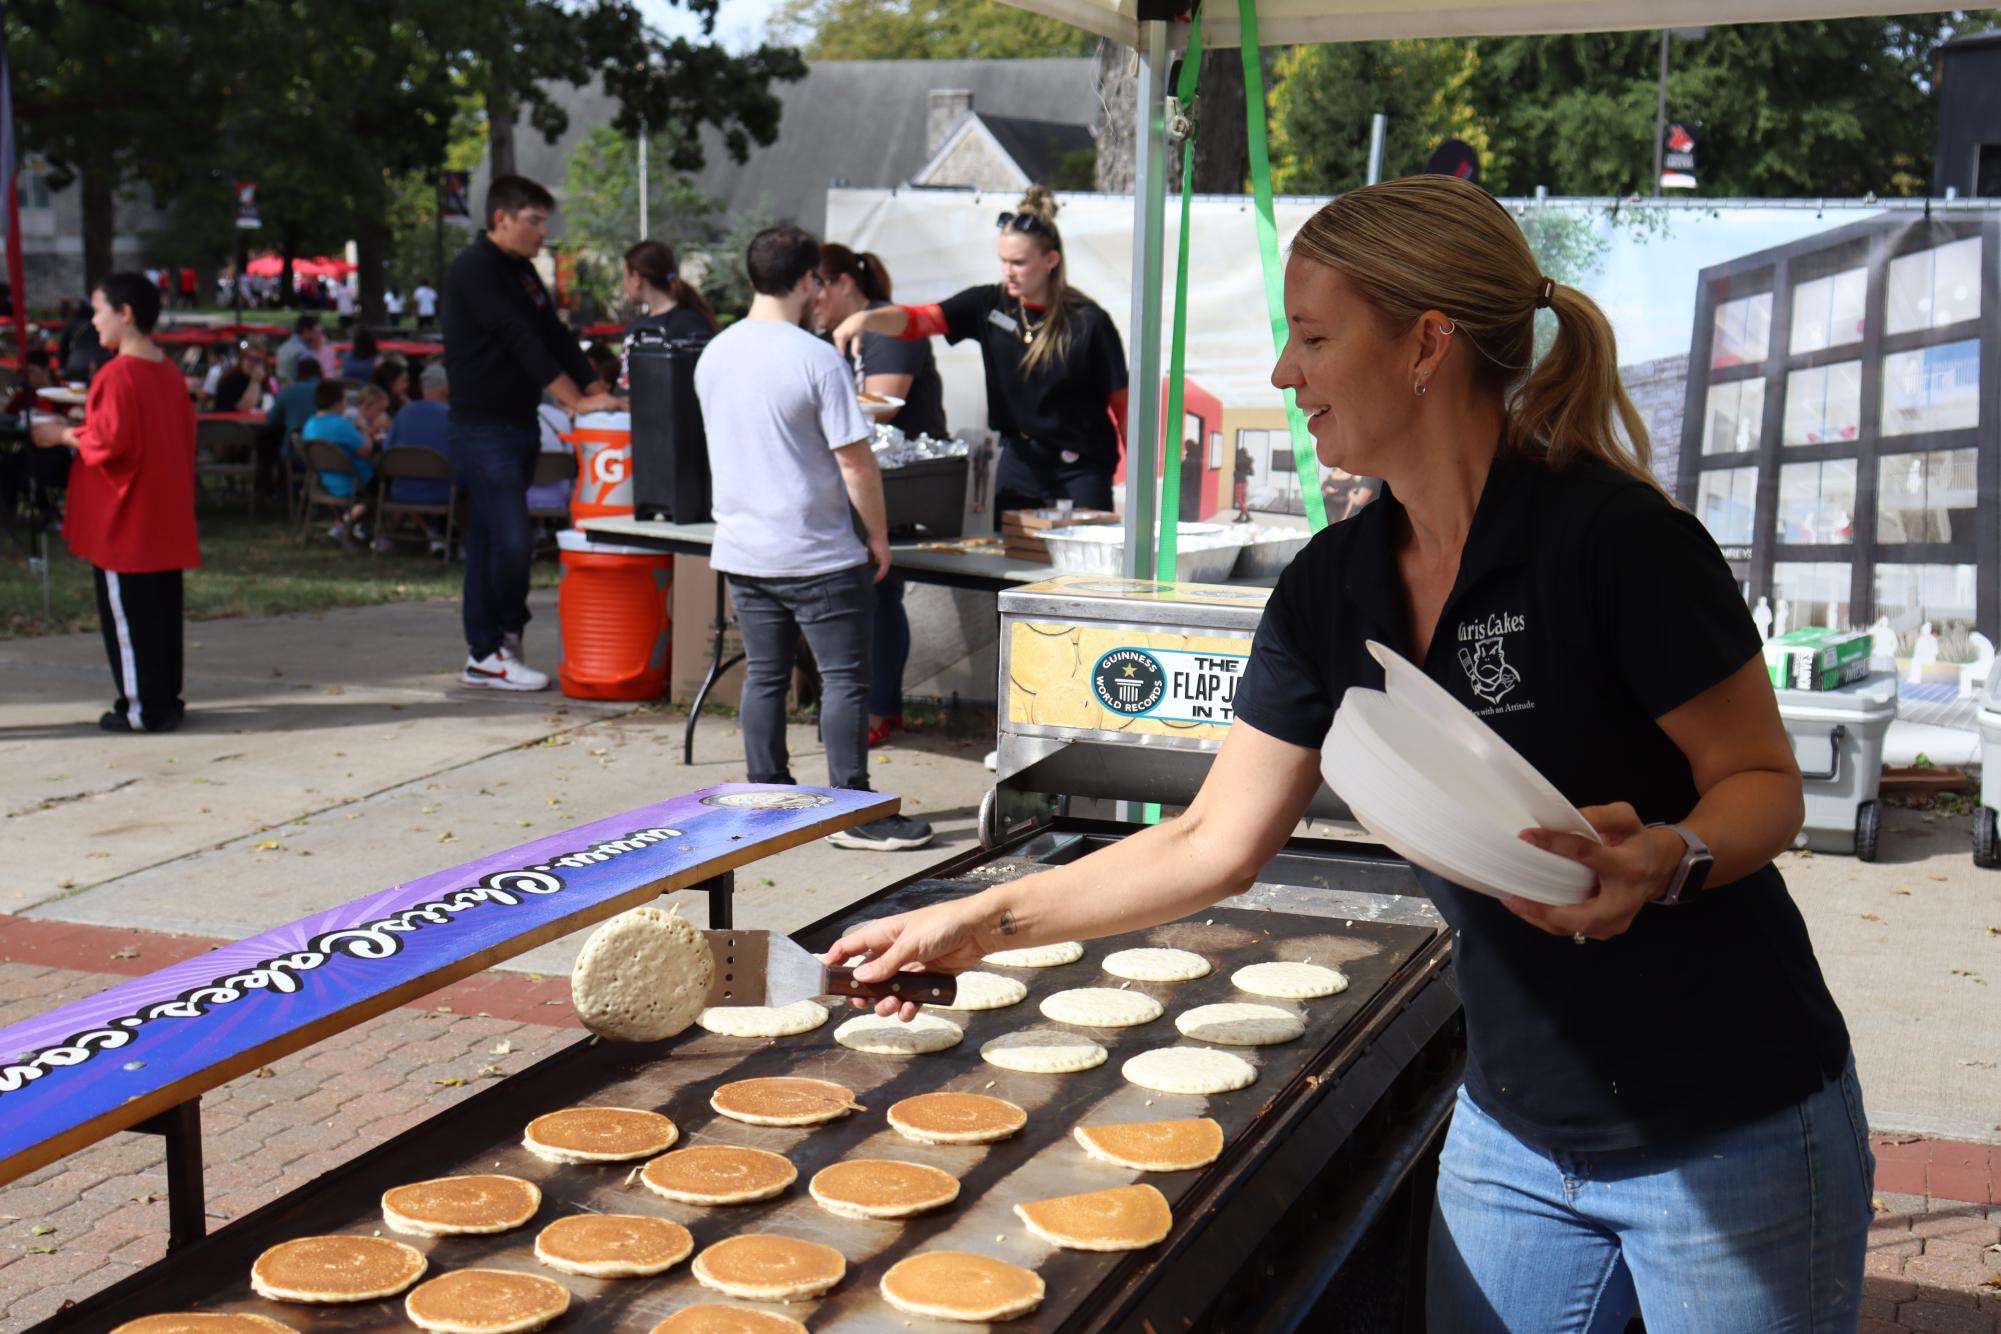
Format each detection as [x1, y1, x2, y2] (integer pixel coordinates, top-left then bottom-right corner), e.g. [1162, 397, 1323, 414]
[824, 967, 958, 1006]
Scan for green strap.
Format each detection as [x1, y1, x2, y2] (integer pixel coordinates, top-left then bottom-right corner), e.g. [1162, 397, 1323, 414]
[1238, 0, 1329, 532]
[1155, 11, 1203, 586]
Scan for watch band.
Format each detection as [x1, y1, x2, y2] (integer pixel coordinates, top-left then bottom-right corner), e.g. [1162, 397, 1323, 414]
[1649, 822, 1714, 906]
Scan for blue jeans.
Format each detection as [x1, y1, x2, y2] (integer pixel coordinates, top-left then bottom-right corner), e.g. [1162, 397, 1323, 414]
[727, 564, 875, 792]
[451, 415, 540, 660]
[1427, 1058, 1875, 1333]
[871, 575, 909, 718]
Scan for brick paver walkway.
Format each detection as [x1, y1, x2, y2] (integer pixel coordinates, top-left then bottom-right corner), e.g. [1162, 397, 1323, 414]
[2, 924, 1996, 1331]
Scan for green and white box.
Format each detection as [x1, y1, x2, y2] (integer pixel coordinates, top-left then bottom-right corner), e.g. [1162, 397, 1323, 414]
[1763, 628, 1872, 692]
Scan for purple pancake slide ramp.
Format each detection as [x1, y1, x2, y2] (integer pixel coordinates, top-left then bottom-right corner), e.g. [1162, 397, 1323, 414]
[0, 782, 892, 1185]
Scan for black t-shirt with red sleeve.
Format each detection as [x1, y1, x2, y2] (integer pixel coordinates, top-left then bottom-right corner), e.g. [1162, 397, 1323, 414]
[936, 284, 1125, 469]
[1231, 451, 1851, 1153]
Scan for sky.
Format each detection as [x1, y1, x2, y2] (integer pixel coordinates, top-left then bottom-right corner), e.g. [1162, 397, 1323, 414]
[634, 0, 795, 52]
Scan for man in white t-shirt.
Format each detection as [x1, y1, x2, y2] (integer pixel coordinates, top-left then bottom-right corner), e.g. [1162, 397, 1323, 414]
[413, 281, 439, 332]
[694, 224, 932, 852]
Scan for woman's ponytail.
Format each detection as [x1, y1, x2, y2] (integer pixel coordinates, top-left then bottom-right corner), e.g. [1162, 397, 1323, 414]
[669, 276, 719, 333]
[1512, 283, 1653, 484]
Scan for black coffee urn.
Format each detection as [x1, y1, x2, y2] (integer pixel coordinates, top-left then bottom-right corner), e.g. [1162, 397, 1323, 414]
[627, 332, 712, 523]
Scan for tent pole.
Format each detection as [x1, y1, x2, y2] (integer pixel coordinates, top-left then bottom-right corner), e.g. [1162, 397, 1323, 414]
[1120, 20, 1169, 580]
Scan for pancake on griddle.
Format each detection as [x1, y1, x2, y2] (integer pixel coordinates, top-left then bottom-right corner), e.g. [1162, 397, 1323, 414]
[533, 1213, 694, 1277]
[383, 1175, 541, 1236]
[523, 1106, 679, 1163]
[690, 1234, 846, 1301]
[885, 1091, 1027, 1145]
[649, 1307, 809, 1334]
[641, 1145, 797, 1204]
[879, 1251, 1044, 1322]
[1072, 1117, 1224, 1171]
[808, 1159, 960, 1219]
[1015, 1183, 1173, 1251]
[249, 1234, 426, 1303]
[403, 1269, 571, 1334]
[112, 1316, 299, 1334]
[709, 1076, 857, 1127]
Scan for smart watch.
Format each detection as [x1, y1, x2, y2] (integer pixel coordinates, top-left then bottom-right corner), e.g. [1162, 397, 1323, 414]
[1648, 822, 1713, 906]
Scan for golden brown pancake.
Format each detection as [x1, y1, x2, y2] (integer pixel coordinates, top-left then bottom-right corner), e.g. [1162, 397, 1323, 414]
[112, 1317, 299, 1334]
[885, 1091, 1027, 1145]
[648, 1306, 809, 1334]
[879, 1251, 1044, 1322]
[403, 1269, 571, 1334]
[1072, 1117, 1224, 1171]
[641, 1145, 797, 1204]
[533, 1213, 694, 1277]
[522, 1106, 678, 1163]
[709, 1076, 857, 1127]
[808, 1159, 960, 1219]
[690, 1234, 846, 1301]
[250, 1235, 427, 1303]
[1014, 1183, 1172, 1251]
[382, 1175, 541, 1236]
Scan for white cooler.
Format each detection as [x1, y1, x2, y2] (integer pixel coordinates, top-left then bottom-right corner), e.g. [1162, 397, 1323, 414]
[1975, 669, 2001, 868]
[1775, 672, 1898, 861]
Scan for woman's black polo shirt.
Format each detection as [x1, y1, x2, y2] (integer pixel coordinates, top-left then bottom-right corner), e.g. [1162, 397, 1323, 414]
[1233, 453, 1851, 1153]
[936, 284, 1127, 470]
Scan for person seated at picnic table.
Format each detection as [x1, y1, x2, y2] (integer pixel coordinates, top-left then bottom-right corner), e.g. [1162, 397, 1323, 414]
[372, 356, 411, 414]
[382, 361, 454, 555]
[341, 327, 379, 382]
[210, 342, 270, 414]
[353, 383, 394, 445]
[275, 313, 336, 384]
[195, 343, 233, 408]
[302, 377, 375, 546]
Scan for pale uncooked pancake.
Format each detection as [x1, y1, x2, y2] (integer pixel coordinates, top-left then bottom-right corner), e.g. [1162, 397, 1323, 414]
[382, 1175, 541, 1237]
[522, 1107, 679, 1163]
[690, 1234, 846, 1302]
[648, 1307, 809, 1334]
[1121, 1046, 1258, 1095]
[252, 1235, 427, 1303]
[571, 905, 713, 1041]
[1015, 1184, 1172, 1251]
[641, 1145, 797, 1205]
[114, 1315, 300, 1333]
[1231, 960, 1349, 999]
[886, 1091, 1028, 1144]
[982, 941, 1084, 968]
[710, 1076, 857, 1127]
[1040, 986, 1164, 1028]
[1174, 1002, 1306, 1046]
[1073, 1118, 1224, 1171]
[980, 1028, 1107, 1074]
[833, 1011, 963, 1055]
[879, 1252, 1045, 1322]
[533, 1214, 694, 1278]
[404, 1269, 571, 1334]
[695, 1000, 828, 1038]
[809, 1159, 960, 1219]
[937, 970, 1029, 1010]
[1102, 947, 1212, 982]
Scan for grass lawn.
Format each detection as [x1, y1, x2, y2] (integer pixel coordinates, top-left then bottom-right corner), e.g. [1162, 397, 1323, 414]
[4, 505, 558, 640]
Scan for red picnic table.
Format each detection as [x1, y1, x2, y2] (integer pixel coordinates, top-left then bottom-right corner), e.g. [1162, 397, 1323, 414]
[581, 322, 626, 339]
[332, 338, 443, 358]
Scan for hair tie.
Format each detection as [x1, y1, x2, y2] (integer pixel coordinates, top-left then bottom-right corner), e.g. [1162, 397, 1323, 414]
[1535, 276, 1555, 309]
[663, 272, 678, 284]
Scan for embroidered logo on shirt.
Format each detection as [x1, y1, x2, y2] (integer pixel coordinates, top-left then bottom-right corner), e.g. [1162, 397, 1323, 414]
[987, 308, 1019, 334]
[1455, 611, 1526, 707]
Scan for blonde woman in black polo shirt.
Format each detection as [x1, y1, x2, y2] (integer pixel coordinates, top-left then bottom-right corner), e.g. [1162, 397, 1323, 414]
[823, 174, 1868, 1332]
[829, 186, 1128, 514]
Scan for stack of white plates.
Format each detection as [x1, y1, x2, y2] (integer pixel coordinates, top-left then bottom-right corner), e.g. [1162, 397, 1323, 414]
[1320, 642, 1600, 905]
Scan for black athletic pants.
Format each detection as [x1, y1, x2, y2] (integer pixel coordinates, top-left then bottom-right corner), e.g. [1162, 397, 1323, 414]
[92, 567, 186, 731]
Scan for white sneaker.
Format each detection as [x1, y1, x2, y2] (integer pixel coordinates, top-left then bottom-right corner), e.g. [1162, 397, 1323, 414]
[983, 749, 999, 772]
[461, 648, 549, 691]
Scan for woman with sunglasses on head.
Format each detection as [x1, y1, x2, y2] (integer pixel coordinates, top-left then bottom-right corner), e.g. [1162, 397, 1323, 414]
[813, 242, 950, 746]
[831, 186, 1127, 515]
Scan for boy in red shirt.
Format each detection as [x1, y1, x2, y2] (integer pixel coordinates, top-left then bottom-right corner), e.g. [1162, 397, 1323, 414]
[31, 273, 201, 732]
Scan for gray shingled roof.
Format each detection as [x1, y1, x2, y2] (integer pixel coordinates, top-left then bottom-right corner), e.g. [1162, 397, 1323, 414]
[976, 113, 1098, 186]
[491, 59, 1101, 240]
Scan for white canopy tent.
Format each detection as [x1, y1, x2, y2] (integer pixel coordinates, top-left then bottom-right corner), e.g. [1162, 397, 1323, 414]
[995, 0, 1948, 574]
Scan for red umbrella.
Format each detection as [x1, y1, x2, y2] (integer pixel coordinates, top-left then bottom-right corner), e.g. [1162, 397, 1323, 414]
[243, 254, 354, 279]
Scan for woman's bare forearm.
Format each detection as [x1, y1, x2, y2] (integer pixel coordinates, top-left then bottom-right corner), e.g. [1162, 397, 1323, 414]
[1682, 768, 1803, 889]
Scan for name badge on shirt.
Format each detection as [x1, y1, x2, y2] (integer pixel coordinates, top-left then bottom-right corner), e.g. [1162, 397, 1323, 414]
[987, 308, 1018, 334]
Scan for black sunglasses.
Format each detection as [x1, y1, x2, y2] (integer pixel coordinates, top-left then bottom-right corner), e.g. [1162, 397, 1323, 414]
[996, 211, 1052, 238]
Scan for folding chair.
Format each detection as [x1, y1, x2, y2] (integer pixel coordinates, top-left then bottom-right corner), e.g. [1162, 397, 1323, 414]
[297, 438, 364, 541]
[195, 418, 259, 517]
[372, 446, 456, 559]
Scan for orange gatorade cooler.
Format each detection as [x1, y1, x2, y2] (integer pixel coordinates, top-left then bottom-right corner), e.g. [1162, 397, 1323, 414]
[555, 529, 671, 700]
[565, 409, 633, 521]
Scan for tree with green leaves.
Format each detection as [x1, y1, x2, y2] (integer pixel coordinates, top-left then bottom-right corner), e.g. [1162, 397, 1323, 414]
[769, 0, 1094, 59]
[1267, 39, 1483, 196]
[560, 126, 722, 311]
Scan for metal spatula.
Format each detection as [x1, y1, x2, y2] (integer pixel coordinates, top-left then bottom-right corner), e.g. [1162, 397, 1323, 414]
[701, 930, 958, 1009]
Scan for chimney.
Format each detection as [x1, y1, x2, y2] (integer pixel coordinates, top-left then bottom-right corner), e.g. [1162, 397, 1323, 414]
[927, 89, 974, 158]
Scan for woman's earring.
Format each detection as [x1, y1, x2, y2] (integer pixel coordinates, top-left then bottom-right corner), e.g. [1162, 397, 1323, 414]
[1414, 380, 1428, 398]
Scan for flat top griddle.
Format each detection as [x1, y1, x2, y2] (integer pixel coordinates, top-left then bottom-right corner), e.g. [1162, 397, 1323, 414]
[72, 838, 1446, 1334]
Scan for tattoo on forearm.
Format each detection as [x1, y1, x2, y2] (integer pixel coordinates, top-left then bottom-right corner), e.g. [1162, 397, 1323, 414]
[997, 910, 1018, 937]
